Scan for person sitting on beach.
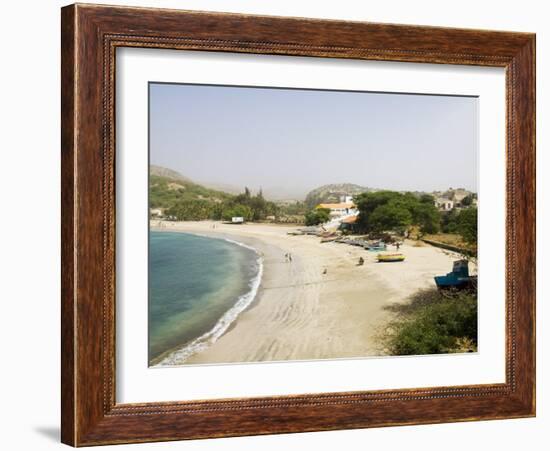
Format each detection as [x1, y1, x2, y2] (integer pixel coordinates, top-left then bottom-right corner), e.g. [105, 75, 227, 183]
[358, 257, 364, 266]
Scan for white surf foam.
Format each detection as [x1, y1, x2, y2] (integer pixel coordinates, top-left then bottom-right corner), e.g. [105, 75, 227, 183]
[153, 234, 263, 367]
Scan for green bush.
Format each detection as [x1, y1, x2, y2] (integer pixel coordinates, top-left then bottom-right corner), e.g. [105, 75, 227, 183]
[305, 208, 331, 226]
[383, 288, 477, 355]
[166, 199, 217, 221]
[439, 207, 477, 244]
[456, 207, 478, 244]
[221, 204, 253, 222]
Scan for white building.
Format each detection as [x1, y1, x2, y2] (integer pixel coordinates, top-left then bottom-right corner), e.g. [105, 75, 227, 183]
[149, 208, 164, 218]
[340, 195, 354, 204]
[434, 198, 454, 211]
[316, 201, 357, 218]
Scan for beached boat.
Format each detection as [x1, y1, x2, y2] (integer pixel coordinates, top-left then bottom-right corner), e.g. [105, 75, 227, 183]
[368, 241, 387, 251]
[320, 236, 339, 243]
[434, 260, 475, 289]
[346, 239, 367, 247]
[377, 253, 405, 262]
[298, 226, 322, 235]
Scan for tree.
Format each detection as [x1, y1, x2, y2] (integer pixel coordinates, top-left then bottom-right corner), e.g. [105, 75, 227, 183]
[440, 209, 460, 233]
[419, 194, 435, 204]
[279, 201, 307, 216]
[456, 207, 477, 244]
[210, 202, 224, 220]
[354, 191, 403, 230]
[305, 208, 331, 226]
[249, 191, 268, 220]
[460, 194, 474, 207]
[230, 188, 279, 221]
[413, 203, 440, 234]
[354, 191, 439, 235]
[166, 199, 214, 221]
[368, 200, 412, 233]
[222, 204, 253, 221]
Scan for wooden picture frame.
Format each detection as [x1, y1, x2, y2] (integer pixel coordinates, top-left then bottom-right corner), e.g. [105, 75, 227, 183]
[61, 3, 535, 446]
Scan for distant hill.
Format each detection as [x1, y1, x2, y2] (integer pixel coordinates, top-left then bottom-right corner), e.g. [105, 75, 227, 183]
[149, 166, 233, 209]
[196, 181, 245, 196]
[439, 188, 475, 202]
[150, 165, 193, 182]
[304, 183, 375, 208]
[195, 181, 307, 201]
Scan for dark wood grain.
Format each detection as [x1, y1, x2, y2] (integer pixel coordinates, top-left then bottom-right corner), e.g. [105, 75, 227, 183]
[61, 3, 536, 446]
[60, 5, 76, 446]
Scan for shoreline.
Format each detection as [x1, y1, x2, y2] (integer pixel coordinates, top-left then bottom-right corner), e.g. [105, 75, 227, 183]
[151, 229, 264, 366]
[150, 220, 460, 365]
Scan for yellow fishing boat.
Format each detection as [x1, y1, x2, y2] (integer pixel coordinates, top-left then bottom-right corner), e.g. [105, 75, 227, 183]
[377, 253, 405, 263]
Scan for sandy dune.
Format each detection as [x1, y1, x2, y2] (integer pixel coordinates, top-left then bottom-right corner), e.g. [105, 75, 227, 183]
[152, 221, 460, 364]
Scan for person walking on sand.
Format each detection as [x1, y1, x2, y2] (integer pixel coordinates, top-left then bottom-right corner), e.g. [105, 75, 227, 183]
[288, 253, 292, 262]
[396, 242, 401, 251]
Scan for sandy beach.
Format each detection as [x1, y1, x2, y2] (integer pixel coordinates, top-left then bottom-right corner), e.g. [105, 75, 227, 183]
[151, 220, 461, 365]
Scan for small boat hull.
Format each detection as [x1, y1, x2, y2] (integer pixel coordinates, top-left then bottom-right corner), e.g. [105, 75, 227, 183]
[368, 246, 386, 252]
[377, 253, 405, 262]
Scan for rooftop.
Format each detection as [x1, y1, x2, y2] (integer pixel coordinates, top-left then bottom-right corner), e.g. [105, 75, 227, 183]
[341, 215, 359, 224]
[317, 202, 355, 209]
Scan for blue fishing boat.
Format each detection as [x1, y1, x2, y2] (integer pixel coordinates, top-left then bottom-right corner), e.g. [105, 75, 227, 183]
[434, 260, 475, 289]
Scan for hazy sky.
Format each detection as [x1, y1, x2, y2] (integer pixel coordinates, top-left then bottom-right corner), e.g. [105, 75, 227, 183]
[150, 83, 477, 200]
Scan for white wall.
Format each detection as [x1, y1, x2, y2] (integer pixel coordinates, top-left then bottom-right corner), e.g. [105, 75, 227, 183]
[0, 0, 546, 449]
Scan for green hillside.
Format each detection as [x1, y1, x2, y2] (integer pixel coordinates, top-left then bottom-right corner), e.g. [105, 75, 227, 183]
[149, 166, 278, 221]
[149, 172, 232, 209]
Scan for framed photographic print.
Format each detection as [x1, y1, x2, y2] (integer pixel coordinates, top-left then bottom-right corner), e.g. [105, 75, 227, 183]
[61, 3, 535, 446]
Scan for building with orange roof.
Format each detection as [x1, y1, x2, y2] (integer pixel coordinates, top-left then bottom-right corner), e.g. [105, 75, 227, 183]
[316, 201, 357, 218]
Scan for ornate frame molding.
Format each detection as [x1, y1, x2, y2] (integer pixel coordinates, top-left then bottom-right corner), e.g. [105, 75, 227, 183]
[61, 4, 535, 446]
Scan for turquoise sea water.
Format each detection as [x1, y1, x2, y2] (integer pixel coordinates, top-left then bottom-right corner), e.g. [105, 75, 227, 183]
[149, 231, 261, 365]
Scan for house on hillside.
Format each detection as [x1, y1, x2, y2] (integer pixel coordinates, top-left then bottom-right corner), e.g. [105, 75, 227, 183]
[452, 190, 469, 205]
[316, 202, 357, 218]
[340, 195, 354, 204]
[317, 194, 357, 218]
[434, 197, 454, 211]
